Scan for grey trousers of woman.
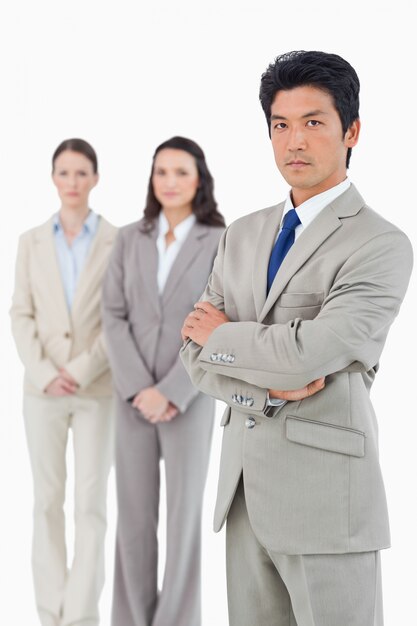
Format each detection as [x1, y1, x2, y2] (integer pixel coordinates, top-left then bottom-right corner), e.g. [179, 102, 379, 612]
[111, 392, 214, 626]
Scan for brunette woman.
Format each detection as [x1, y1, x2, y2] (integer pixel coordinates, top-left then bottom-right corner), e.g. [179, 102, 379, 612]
[10, 139, 117, 626]
[102, 136, 225, 626]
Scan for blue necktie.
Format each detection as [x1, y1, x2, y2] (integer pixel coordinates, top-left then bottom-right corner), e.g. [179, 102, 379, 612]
[267, 208, 301, 294]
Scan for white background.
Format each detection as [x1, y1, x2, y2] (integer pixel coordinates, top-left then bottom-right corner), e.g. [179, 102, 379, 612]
[1, 1, 416, 624]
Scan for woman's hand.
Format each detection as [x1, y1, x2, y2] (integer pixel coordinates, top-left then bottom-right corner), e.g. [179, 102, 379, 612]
[44, 375, 77, 396]
[133, 387, 178, 423]
[158, 402, 179, 423]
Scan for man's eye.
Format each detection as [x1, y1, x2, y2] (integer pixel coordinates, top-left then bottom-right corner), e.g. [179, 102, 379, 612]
[307, 120, 321, 127]
[273, 122, 287, 130]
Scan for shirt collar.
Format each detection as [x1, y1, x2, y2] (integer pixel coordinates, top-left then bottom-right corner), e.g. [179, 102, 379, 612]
[158, 211, 196, 243]
[53, 209, 99, 235]
[283, 178, 351, 230]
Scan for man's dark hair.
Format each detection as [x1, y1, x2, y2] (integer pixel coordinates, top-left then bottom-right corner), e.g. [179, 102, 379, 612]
[259, 50, 360, 167]
[52, 138, 98, 173]
[140, 135, 225, 232]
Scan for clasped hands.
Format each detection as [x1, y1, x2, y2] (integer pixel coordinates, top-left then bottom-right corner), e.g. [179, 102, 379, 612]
[182, 301, 325, 403]
[44, 368, 79, 396]
[132, 387, 178, 424]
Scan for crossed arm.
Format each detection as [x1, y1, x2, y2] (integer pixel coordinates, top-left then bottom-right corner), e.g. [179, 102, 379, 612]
[182, 302, 325, 402]
[180, 225, 413, 410]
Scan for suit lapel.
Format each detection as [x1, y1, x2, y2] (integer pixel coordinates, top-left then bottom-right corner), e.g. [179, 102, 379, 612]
[34, 217, 71, 326]
[162, 222, 209, 306]
[72, 217, 115, 313]
[252, 203, 284, 320]
[258, 184, 366, 323]
[136, 223, 161, 315]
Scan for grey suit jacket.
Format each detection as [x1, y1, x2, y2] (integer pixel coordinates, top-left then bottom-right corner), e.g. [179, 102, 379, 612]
[180, 184, 413, 554]
[101, 217, 224, 412]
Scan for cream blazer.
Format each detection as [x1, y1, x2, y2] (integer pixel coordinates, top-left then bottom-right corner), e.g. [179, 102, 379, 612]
[10, 215, 118, 397]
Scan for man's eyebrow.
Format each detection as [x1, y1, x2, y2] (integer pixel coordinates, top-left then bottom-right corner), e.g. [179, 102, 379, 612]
[271, 109, 328, 121]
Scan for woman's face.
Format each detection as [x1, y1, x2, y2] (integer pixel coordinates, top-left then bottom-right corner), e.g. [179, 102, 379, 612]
[52, 150, 98, 210]
[152, 148, 199, 213]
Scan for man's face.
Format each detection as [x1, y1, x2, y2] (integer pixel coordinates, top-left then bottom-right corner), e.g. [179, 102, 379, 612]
[270, 85, 360, 206]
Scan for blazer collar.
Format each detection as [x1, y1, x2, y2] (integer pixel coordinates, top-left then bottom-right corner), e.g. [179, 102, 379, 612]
[162, 221, 210, 306]
[136, 219, 211, 313]
[33, 215, 115, 321]
[71, 216, 115, 313]
[256, 184, 366, 322]
[137, 221, 160, 314]
[34, 216, 70, 325]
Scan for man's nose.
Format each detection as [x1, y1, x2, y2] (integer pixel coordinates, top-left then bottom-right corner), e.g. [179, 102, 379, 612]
[287, 126, 307, 151]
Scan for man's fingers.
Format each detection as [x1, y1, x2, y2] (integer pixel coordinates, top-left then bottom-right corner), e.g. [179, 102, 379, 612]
[269, 377, 326, 402]
[194, 301, 215, 314]
[191, 310, 204, 321]
[307, 377, 326, 395]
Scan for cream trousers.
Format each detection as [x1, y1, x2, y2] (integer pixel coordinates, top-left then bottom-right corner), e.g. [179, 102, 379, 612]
[23, 394, 114, 626]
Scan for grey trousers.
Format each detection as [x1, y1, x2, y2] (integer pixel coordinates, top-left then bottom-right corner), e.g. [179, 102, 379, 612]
[111, 392, 214, 626]
[226, 478, 384, 626]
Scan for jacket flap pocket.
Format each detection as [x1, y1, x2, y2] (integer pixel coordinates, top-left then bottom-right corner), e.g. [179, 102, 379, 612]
[279, 291, 323, 308]
[286, 416, 365, 457]
[220, 407, 231, 427]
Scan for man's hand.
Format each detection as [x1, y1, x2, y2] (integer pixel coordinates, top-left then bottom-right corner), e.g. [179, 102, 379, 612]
[182, 301, 229, 346]
[269, 377, 326, 402]
[132, 387, 178, 423]
[45, 375, 77, 397]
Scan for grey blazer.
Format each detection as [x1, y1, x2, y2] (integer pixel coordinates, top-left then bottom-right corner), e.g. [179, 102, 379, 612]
[102, 218, 224, 411]
[181, 184, 413, 554]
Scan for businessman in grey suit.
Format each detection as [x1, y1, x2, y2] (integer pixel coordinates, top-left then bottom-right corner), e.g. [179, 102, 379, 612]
[181, 51, 413, 625]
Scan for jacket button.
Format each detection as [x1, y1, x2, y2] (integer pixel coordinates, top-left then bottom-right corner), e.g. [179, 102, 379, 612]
[64, 332, 71, 339]
[245, 416, 256, 429]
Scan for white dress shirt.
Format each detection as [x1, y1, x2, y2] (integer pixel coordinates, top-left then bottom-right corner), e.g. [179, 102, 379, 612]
[156, 211, 196, 293]
[279, 177, 351, 242]
[268, 178, 351, 406]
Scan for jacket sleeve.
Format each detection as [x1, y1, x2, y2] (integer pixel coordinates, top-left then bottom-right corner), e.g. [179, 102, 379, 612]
[10, 233, 59, 391]
[180, 228, 270, 415]
[155, 353, 200, 413]
[65, 331, 110, 389]
[101, 230, 154, 400]
[197, 230, 413, 390]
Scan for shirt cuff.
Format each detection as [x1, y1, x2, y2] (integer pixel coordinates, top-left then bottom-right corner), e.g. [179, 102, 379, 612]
[266, 393, 287, 407]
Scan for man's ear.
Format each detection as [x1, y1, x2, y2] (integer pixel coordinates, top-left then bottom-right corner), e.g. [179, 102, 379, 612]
[344, 119, 361, 148]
